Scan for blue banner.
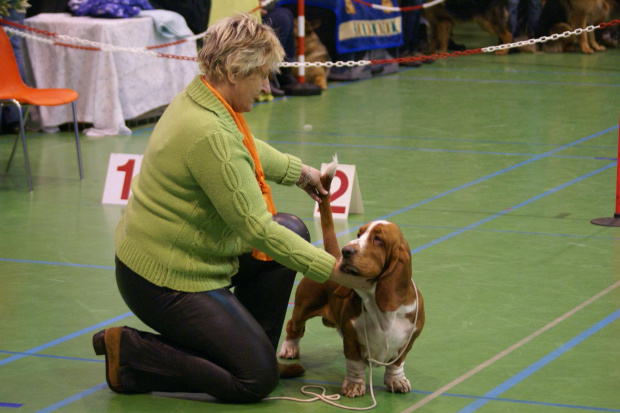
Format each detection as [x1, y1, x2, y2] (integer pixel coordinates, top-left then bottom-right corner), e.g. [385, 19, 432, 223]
[278, 0, 403, 54]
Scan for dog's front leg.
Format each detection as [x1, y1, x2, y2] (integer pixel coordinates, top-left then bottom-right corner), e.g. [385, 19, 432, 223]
[278, 335, 301, 359]
[588, 30, 606, 51]
[384, 362, 411, 393]
[342, 358, 367, 397]
[573, 12, 595, 53]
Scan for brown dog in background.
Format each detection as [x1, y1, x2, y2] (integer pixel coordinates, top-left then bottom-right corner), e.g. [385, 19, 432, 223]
[278, 156, 425, 398]
[424, 0, 513, 55]
[292, 20, 331, 90]
[536, 0, 613, 53]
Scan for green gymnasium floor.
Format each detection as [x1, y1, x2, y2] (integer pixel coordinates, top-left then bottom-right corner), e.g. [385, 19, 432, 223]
[1, 23, 619, 413]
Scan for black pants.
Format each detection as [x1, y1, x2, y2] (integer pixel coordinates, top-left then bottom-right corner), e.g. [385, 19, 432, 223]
[114, 213, 309, 403]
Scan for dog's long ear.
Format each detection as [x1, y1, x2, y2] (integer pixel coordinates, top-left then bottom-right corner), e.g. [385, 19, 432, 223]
[375, 238, 413, 312]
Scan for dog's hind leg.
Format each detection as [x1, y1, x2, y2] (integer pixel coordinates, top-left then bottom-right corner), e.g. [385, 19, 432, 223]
[436, 19, 452, 53]
[477, 19, 512, 55]
[278, 277, 332, 359]
[571, 8, 595, 52]
[588, 30, 606, 50]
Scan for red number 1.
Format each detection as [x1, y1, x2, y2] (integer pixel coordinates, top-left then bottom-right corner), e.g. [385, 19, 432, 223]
[117, 159, 135, 200]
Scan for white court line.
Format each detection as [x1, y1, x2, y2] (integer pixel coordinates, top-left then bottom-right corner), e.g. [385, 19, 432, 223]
[400, 279, 620, 413]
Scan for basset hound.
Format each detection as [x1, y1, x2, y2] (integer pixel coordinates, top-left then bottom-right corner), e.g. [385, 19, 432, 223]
[278, 157, 425, 398]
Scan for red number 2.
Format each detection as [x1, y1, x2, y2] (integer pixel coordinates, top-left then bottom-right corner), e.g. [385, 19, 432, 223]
[117, 159, 135, 200]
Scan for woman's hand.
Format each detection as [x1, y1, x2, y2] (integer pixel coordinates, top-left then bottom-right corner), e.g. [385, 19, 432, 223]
[328, 263, 373, 291]
[297, 164, 328, 203]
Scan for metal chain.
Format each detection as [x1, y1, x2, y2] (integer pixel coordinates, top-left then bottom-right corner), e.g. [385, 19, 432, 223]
[481, 23, 611, 53]
[2, 18, 619, 65]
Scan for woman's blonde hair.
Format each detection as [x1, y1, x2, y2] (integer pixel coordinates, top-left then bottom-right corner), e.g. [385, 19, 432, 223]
[198, 13, 285, 82]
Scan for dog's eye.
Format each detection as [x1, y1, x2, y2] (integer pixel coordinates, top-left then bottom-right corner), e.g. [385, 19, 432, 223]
[373, 236, 384, 247]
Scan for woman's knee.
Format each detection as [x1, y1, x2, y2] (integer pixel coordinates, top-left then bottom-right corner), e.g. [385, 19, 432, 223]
[231, 356, 279, 403]
[274, 213, 310, 242]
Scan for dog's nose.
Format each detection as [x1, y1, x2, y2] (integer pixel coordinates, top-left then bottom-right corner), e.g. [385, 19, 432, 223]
[342, 245, 356, 259]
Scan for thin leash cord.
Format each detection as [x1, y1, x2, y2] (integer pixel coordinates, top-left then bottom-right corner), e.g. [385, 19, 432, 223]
[266, 280, 420, 411]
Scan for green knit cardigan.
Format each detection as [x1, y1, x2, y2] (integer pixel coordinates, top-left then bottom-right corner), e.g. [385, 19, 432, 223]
[115, 76, 335, 292]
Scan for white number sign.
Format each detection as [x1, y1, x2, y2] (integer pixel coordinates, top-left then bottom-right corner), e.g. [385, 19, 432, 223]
[102, 153, 143, 205]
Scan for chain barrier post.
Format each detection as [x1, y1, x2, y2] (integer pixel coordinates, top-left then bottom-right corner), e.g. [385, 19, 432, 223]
[282, 0, 322, 96]
[591, 110, 620, 227]
[297, 0, 305, 83]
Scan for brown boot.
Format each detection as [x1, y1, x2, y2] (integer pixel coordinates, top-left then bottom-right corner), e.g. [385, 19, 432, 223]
[92, 327, 124, 393]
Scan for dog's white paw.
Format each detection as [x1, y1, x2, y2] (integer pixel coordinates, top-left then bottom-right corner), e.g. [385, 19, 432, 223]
[342, 378, 366, 398]
[277, 338, 300, 359]
[384, 364, 411, 393]
[385, 376, 411, 393]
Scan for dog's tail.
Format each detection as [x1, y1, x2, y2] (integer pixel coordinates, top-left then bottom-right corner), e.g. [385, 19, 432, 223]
[319, 154, 341, 259]
[320, 154, 338, 191]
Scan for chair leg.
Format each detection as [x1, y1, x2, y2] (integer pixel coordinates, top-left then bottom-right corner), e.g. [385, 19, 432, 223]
[18, 107, 33, 192]
[71, 102, 84, 180]
[5, 103, 28, 173]
[3, 101, 32, 191]
[6, 132, 19, 173]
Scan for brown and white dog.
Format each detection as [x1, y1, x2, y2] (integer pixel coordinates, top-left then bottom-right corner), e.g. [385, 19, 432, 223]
[278, 157, 425, 398]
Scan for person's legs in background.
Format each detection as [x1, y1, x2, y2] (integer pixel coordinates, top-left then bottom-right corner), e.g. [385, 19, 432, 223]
[509, 0, 541, 39]
[524, 0, 542, 38]
[508, 0, 519, 38]
[262, 7, 297, 91]
[399, 0, 433, 67]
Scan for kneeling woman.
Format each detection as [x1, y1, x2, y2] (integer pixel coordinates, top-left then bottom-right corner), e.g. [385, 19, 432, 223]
[93, 13, 365, 403]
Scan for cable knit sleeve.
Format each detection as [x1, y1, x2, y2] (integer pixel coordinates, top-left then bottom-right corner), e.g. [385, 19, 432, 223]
[253, 137, 303, 185]
[187, 129, 334, 283]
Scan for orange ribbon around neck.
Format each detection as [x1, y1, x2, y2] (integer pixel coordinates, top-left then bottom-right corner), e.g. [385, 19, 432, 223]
[202, 76, 275, 261]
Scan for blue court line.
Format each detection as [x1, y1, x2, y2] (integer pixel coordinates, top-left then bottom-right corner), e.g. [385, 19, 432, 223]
[0, 257, 113, 270]
[309, 126, 615, 245]
[257, 128, 618, 150]
[0, 402, 23, 408]
[458, 309, 620, 412]
[422, 66, 620, 78]
[384, 223, 620, 241]
[410, 161, 617, 254]
[35, 383, 108, 413]
[398, 76, 620, 88]
[379, 127, 616, 222]
[442, 392, 620, 412]
[267, 139, 615, 160]
[284, 378, 620, 412]
[0, 312, 133, 367]
[0, 350, 103, 363]
[318, 129, 617, 244]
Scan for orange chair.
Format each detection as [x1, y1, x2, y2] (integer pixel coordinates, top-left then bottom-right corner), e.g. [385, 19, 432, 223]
[0, 26, 83, 191]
